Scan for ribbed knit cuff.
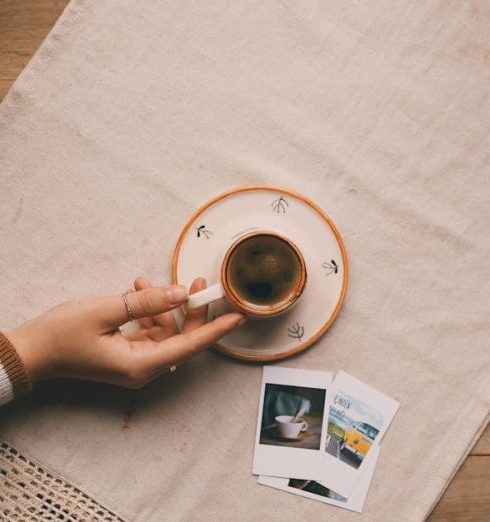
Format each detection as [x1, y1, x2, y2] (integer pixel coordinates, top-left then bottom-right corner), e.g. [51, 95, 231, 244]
[0, 331, 32, 406]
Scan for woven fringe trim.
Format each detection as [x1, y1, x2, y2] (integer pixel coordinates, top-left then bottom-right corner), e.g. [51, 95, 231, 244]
[0, 440, 125, 521]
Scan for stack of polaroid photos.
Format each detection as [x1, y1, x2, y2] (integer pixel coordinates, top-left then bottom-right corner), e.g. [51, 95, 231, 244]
[253, 367, 399, 513]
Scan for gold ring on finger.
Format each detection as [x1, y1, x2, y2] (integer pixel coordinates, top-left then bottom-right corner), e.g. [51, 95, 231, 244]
[122, 292, 135, 322]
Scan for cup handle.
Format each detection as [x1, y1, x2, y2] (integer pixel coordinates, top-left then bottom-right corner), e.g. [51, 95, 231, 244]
[186, 282, 225, 309]
[301, 421, 308, 432]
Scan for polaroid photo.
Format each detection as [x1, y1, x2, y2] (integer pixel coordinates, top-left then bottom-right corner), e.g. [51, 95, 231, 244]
[258, 445, 380, 513]
[252, 366, 332, 481]
[321, 370, 399, 498]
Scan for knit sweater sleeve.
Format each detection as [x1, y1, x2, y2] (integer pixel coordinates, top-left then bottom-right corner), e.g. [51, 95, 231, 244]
[0, 331, 32, 406]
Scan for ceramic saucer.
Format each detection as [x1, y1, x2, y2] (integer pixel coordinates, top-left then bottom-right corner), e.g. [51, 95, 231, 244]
[172, 185, 348, 361]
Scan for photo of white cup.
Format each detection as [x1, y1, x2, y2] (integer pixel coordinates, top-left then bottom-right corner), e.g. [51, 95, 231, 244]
[274, 415, 309, 440]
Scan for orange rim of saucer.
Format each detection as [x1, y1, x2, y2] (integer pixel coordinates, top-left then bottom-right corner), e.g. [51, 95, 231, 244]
[171, 185, 349, 362]
[220, 230, 307, 317]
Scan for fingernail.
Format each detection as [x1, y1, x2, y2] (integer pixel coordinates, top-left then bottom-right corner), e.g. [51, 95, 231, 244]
[237, 315, 247, 326]
[167, 285, 188, 304]
[198, 277, 207, 289]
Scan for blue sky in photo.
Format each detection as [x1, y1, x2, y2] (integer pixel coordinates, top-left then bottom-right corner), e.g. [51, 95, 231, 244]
[330, 391, 384, 430]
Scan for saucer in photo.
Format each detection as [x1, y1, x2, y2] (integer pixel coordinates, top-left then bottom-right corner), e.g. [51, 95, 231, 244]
[172, 185, 348, 361]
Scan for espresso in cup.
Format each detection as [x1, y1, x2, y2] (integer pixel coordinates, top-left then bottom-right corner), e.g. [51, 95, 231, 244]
[222, 232, 306, 316]
[186, 230, 307, 317]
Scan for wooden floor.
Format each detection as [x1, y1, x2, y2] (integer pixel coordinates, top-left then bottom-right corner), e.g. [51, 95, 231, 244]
[0, 2, 489, 520]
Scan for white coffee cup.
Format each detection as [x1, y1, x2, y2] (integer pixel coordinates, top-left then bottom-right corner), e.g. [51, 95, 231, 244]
[186, 229, 307, 318]
[274, 415, 309, 439]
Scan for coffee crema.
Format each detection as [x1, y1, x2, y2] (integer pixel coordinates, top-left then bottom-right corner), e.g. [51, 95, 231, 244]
[224, 233, 305, 312]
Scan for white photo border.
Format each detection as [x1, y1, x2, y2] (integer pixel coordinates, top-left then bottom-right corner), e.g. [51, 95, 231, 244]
[321, 370, 399, 497]
[258, 445, 381, 513]
[252, 366, 332, 481]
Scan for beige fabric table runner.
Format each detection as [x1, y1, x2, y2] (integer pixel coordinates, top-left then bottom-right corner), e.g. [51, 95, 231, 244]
[1, 1, 489, 520]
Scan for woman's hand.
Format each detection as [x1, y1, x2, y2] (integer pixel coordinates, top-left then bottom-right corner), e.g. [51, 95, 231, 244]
[6, 277, 245, 389]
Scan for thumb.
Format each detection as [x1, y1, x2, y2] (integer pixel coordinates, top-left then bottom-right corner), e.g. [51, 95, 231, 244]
[94, 285, 188, 330]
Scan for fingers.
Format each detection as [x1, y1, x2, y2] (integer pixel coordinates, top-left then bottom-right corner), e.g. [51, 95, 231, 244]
[181, 277, 208, 334]
[95, 284, 189, 331]
[136, 312, 246, 376]
[134, 278, 153, 329]
[135, 276, 180, 338]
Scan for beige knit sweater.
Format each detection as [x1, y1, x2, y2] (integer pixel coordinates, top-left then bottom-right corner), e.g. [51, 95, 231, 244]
[0, 332, 31, 406]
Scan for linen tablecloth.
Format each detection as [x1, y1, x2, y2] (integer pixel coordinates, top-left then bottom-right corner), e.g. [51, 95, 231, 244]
[1, 1, 489, 520]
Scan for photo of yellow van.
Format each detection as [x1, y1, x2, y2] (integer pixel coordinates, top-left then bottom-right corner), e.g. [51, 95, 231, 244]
[327, 391, 384, 469]
[340, 422, 379, 460]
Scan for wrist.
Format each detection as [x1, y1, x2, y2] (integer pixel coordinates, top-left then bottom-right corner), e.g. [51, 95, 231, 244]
[7, 320, 55, 383]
